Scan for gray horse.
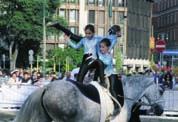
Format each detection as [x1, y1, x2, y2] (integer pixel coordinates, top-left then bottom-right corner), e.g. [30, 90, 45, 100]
[14, 75, 164, 122]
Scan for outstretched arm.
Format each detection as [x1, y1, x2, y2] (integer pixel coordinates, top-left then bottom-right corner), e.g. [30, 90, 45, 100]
[64, 34, 83, 49]
[47, 22, 83, 42]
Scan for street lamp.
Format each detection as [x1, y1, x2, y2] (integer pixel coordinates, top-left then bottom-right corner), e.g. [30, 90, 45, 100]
[42, 0, 47, 76]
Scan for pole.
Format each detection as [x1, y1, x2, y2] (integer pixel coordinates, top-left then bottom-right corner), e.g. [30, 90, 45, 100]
[37, 55, 39, 72]
[123, 0, 127, 60]
[108, 0, 112, 27]
[160, 52, 163, 67]
[172, 56, 174, 68]
[53, 57, 56, 72]
[30, 64, 33, 74]
[42, 0, 46, 76]
[149, 2, 153, 61]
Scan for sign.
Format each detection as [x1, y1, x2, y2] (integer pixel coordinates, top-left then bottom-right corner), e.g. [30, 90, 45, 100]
[156, 39, 166, 52]
[28, 49, 34, 64]
[28, 49, 34, 55]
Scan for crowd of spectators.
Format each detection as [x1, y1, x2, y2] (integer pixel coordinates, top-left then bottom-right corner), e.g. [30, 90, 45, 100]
[0, 68, 59, 87]
[153, 69, 177, 89]
[0, 67, 177, 90]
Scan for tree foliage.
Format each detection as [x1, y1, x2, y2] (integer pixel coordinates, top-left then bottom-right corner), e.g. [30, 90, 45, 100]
[47, 47, 83, 73]
[0, 0, 64, 69]
[115, 47, 123, 72]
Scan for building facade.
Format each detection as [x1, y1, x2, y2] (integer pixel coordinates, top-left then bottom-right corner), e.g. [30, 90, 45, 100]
[124, 0, 152, 72]
[153, 0, 178, 49]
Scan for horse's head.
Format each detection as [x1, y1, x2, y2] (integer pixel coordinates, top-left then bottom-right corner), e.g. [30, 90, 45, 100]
[142, 79, 165, 116]
[122, 75, 164, 116]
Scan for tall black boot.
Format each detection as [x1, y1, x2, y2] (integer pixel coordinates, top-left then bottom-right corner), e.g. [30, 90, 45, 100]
[108, 76, 119, 114]
[109, 74, 124, 115]
[47, 22, 83, 42]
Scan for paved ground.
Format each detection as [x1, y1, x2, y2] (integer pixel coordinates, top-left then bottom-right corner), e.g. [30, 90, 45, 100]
[140, 115, 178, 122]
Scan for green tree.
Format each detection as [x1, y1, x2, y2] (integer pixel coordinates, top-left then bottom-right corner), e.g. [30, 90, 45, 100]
[0, 0, 62, 70]
[115, 47, 123, 73]
[48, 47, 83, 73]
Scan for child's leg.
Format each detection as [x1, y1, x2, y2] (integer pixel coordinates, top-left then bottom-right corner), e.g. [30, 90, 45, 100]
[93, 59, 105, 83]
[77, 54, 92, 82]
[108, 74, 124, 107]
[78, 59, 106, 87]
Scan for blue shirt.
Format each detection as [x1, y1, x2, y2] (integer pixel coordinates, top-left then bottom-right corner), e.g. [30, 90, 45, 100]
[68, 35, 101, 59]
[98, 51, 114, 76]
[106, 34, 118, 52]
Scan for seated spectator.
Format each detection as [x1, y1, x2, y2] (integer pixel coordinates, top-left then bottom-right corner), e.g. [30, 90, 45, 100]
[21, 71, 32, 84]
[7, 70, 22, 85]
[31, 71, 39, 84]
[47, 71, 58, 82]
[163, 71, 173, 89]
[70, 67, 80, 81]
[62, 71, 75, 82]
[33, 72, 44, 87]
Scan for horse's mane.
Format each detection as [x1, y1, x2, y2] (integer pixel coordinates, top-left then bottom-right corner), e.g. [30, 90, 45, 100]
[122, 74, 154, 88]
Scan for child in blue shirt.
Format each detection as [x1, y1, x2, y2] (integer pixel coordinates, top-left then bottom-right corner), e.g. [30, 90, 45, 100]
[64, 24, 102, 83]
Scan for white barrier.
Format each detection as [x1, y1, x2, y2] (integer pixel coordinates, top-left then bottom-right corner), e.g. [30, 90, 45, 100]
[164, 90, 178, 111]
[0, 84, 39, 109]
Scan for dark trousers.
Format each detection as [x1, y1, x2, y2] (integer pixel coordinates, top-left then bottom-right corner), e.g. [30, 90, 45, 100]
[77, 57, 105, 84]
[108, 74, 124, 107]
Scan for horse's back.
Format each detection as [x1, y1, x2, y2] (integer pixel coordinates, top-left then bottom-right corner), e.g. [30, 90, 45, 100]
[43, 80, 100, 122]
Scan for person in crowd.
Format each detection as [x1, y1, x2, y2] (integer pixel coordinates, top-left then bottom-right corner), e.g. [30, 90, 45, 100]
[7, 70, 22, 85]
[31, 71, 43, 85]
[70, 64, 80, 81]
[163, 70, 173, 89]
[47, 71, 58, 82]
[33, 72, 45, 87]
[21, 71, 32, 84]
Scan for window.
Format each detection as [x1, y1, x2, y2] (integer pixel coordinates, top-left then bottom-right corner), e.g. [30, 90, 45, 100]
[118, 12, 124, 24]
[88, 0, 95, 4]
[88, 10, 95, 24]
[70, 27, 79, 34]
[68, 0, 79, 3]
[60, 0, 66, 3]
[118, 0, 124, 7]
[98, 0, 104, 6]
[69, 10, 79, 23]
[98, 11, 105, 24]
[112, 0, 116, 7]
[59, 9, 65, 17]
[68, 0, 75, 3]
[157, 17, 160, 27]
